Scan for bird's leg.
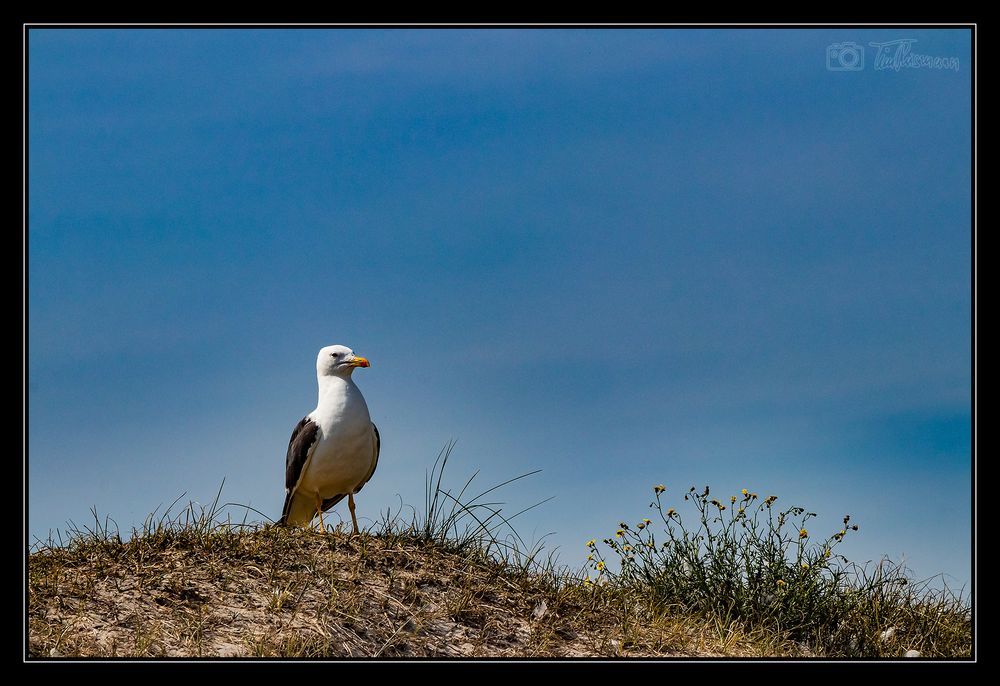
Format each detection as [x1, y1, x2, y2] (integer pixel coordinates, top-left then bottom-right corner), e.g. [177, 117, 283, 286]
[348, 493, 360, 535]
[314, 493, 326, 534]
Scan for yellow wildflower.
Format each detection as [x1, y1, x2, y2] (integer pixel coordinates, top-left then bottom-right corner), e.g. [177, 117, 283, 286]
[765, 495, 778, 506]
[801, 563, 809, 570]
[596, 561, 605, 571]
[741, 489, 749, 496]
[587, 554, 594, 561]
[730, 495, 737, 504]
[623, 545, 632, 552]
[667, 508, 676, 516]
[799, 528, 808, 539]
[616, 530, 625, 538]
[654, 484, 666, 494]
[643, 518, 652, 524]
[636, 522, 645, 530]
[586, 539, 596, 547]
[776, 579, 786, 587]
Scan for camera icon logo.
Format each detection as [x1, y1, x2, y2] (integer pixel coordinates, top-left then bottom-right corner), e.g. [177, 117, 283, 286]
[826, 42, 865, 71]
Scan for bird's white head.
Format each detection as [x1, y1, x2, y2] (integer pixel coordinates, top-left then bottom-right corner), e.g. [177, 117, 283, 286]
[316, 344, 371, 378]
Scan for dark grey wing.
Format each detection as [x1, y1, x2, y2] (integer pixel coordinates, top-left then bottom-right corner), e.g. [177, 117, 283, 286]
[319, 493, 346, 512]
[278, 417, 320, 524]
[318, 422, 380, 513]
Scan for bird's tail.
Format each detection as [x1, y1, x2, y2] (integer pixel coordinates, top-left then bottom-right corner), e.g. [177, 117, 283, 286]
[279, 489, 323, 528]
[277, 489, 296, 527]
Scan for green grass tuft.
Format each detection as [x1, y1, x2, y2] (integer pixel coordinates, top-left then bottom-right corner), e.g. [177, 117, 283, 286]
[584, 484, 971, 658]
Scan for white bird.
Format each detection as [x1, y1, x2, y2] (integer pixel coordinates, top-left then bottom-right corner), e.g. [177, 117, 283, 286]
[278, 344, 380, 534]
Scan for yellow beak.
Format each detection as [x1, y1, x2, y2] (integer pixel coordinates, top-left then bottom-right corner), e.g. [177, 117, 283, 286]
[351, 356, 370, 368]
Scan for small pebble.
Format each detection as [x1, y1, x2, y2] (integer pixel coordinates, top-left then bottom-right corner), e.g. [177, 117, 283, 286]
[904, 649, 921, 658]
[532, 599, 548, 620]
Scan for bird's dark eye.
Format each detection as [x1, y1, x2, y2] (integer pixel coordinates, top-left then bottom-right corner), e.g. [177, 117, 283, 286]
[331, 352, 339, 357]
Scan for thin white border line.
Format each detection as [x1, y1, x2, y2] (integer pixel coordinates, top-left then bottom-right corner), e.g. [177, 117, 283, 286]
[22, 20, 28, 664]
[21, 22, 980, 27]
[971, 21, 978, 659]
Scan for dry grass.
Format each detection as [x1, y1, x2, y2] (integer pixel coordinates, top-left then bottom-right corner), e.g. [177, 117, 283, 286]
[27, 453, 969, 659]
[28, 522, 801, 658]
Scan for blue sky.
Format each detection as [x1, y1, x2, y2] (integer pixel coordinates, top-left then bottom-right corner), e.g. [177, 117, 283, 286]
[28, 28, 972, 589]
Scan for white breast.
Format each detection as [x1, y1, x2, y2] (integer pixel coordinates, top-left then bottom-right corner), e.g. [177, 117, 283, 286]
[297, 376, 376, 499]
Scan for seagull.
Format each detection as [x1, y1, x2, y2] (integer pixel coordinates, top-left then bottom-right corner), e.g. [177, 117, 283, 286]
[278, 344, 380, 534]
